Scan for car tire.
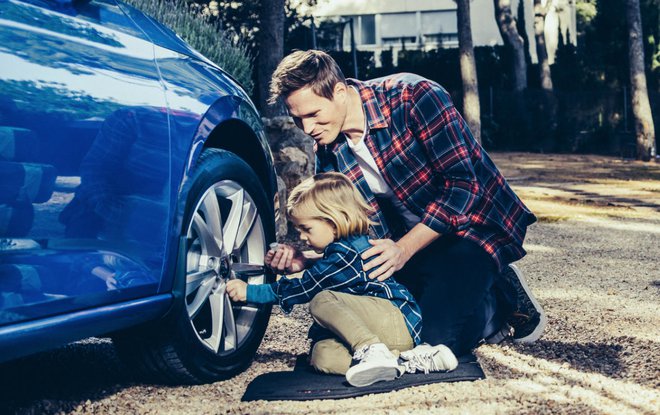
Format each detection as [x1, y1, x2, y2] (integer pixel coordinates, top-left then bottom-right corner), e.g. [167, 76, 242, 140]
[113, 148, 275, 384]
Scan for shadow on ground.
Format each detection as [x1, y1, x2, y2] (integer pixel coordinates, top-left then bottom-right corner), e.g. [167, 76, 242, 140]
[511, 336, 658, 387]
[252, 349, 300, 365]
[0, 339, 134, 414]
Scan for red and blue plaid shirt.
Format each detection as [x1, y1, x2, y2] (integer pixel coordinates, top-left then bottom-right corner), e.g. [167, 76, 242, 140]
[316, 74, 537, 272]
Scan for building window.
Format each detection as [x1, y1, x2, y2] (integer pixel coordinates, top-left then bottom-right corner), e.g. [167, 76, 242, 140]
[423, 33, 459, 46]
[359, 14, 375, 45]
[382, 36, 417, 47]
[380, 13, 418, 44]
[420, 10, 457, 46]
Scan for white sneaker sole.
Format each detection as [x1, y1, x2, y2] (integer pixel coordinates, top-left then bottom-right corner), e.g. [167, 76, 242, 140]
[508, 264, 548, 343]
[345, 363, 401, 387]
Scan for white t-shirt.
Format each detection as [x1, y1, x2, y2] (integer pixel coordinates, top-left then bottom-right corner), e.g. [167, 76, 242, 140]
[346, 128, 421, 232]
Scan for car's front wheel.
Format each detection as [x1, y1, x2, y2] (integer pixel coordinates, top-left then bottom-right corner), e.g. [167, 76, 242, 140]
[114, 148, 275, 384]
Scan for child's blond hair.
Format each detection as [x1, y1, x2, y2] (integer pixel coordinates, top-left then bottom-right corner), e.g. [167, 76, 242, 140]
[287, 172, 374, 238]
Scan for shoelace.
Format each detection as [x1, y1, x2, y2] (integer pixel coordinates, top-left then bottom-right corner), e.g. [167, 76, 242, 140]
[352, 345, 370, 361]
[402, 350, 441, 374]
[506, 268, 536, 316]
[352, 344, 390, 363]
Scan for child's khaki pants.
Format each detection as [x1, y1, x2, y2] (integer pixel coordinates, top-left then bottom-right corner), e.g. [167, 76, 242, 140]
[308, 290, 414, 375]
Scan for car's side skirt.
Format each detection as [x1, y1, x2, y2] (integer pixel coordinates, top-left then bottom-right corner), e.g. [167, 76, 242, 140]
[0, 295, 173, 363]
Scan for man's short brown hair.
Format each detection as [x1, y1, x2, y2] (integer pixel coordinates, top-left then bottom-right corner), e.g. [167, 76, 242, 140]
[268, 50, 346, 105]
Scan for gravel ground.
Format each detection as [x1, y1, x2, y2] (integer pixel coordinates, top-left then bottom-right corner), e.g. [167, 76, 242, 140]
[1, 154, 659, 414]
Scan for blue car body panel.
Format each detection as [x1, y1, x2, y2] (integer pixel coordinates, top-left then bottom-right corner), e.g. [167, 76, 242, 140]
[0, 294, 172, 362]
[0, 0, 274, 363]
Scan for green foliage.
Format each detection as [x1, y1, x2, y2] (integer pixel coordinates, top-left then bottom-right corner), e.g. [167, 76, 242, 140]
[172, 0, 316, 103]
[576, 0, 597, 28]
[572, 0, 659, 92]
[380, 48, 394, 73]
[328, 51, 374, 80]
[124, 0, 253, 94]
[187, 1, 317, 58]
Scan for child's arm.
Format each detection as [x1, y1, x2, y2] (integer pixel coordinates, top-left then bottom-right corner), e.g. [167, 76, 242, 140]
[226, 279, 277, 303]
[226, 279, 248, 302]
[271, 243, 361, 313]
[265, 244, 322, 273]
[227, 243, 360, 311]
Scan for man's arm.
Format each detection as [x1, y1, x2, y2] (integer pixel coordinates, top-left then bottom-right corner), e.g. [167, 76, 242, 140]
[410, 81, 483, 236]
[364, 81, 482, 280]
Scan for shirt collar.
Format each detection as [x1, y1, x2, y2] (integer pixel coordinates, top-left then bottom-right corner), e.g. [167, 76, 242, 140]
[324, 79, 388, 155]
[340, 234, 371, 254]
[346, 78, 389, 131]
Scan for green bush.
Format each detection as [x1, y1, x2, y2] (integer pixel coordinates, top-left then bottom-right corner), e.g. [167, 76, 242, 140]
[123, 0, 253, 94]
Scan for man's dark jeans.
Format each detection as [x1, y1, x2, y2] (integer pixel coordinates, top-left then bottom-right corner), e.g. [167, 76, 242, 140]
[394, 235, 514, 356]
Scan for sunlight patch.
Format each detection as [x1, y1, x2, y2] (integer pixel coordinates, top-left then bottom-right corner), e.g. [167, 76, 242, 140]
[577, 217, 660, 234]
[523, 244, 560, 253]
[479, 346, 660, 415]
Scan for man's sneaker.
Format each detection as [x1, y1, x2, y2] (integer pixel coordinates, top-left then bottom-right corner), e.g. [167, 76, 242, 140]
[399, 343, 458, 374]
[345, 343, 404, 387]
[484, 323, 515, 345]
[501, 264, 547, 343]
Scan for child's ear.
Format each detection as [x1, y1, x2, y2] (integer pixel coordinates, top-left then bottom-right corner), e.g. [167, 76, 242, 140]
[327, 220, 338, 237]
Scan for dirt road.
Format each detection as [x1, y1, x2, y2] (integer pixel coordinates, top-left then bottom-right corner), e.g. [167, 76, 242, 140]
[2, 153, 659, 414]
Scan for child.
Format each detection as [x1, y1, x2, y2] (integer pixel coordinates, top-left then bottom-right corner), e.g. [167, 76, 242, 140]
[226, 172, 457, 387]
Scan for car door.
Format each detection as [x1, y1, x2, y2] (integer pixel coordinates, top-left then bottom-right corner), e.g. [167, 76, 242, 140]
[0, 0, 171, 325]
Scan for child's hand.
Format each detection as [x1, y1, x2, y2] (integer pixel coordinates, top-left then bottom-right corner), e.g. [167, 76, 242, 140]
[226, 279, 247, 302]
[265, 243, 306, 273]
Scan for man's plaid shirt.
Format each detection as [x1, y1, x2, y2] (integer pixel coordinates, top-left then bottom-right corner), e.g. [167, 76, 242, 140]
[271, 235, 422, 344]
[316, 74, 537, 272]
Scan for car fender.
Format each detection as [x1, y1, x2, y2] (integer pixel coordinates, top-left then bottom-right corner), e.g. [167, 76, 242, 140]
[159, 95, 277, 299]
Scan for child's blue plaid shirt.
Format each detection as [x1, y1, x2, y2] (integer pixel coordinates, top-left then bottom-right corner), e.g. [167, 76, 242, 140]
[266, 235, 422, 345]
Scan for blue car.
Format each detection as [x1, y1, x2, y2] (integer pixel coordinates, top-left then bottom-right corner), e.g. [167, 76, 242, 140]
[0, 0, 278, 384]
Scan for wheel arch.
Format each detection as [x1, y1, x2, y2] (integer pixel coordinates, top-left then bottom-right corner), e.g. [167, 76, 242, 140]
[179, 95, 277, 204]
[203, 118, 274, 197]
[163, 96, 277, 298]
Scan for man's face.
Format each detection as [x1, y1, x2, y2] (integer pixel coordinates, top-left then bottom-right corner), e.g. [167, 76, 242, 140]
[284, 84, 347, 146]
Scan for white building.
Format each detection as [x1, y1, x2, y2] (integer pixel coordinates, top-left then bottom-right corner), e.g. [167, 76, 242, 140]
[302, 0, 577, 67]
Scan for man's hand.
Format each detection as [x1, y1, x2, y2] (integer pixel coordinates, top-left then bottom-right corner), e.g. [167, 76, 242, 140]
[265, 244, 307, 273]
[362, 224, 441, 281]
[361, 239, 412, 281]
[226, 279, 247, 302]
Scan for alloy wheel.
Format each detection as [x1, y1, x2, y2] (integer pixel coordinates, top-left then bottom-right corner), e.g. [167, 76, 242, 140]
[184, 180, 267, 355]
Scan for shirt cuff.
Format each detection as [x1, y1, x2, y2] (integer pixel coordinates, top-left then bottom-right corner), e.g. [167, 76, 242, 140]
[246, 284, 278, 304]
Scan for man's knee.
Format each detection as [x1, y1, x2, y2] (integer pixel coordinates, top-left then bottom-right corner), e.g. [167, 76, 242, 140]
[309, 290, 340, 318]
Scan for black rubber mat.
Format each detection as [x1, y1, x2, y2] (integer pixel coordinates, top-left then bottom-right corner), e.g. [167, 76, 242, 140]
[242, 353, 485, 401]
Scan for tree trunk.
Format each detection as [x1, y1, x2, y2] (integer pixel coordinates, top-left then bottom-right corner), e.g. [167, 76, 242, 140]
[493, 0, 527, 91]
[533, 0, 553, 91]
[257, 0, 286, 117]
[517, 0, 532, 67]
[533, 0, 556, 149]
[626, 0, 656, 161]
[456, 0, 481, 143]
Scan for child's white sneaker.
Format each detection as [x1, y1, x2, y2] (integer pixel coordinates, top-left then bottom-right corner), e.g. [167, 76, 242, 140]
[345, 343, 404, 387]
[400, 343, 458, 374]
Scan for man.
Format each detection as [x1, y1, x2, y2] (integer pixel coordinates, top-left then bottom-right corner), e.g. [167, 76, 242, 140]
[266, 50, 544, 362]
